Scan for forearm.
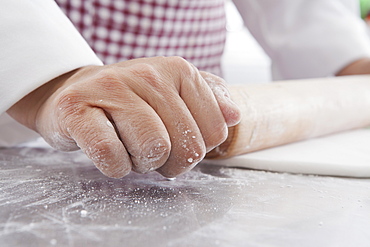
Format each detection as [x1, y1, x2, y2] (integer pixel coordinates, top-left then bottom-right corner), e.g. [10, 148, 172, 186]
[7, 69, 79, 131]
[0, 0, 102, 115]
[233, 0, 370, 80]
[0, 0, 102, 148]
[336, 58, 370, 76]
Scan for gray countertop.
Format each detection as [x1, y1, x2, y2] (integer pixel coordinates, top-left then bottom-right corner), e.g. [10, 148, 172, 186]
[0, 146, 369, 247]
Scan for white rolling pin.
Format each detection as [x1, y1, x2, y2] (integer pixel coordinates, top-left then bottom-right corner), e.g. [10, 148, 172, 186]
[207, 75, 370, 159]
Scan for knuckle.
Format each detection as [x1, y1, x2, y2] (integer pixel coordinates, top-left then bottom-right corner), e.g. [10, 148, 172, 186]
[167, 56, 195, 75]
[128, 63, 161, 87]
[143, 137, 171, 159]
[84, 135, 112, 159]
[57, 88, 81, 108]
[94, 68, 127, 92]
[88, 136, 112, 152]
[85, 137, 131, 178]
[131, 136, 171, 174]
[56, 88, 86, 119]
[167, 56, 188, 66]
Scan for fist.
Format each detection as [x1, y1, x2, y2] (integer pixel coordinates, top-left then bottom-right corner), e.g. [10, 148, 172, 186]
[9, 57, 241, 178]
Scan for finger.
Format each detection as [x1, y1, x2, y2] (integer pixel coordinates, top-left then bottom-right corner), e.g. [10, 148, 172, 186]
[106, 92, 171, 174]
[66, 107, 132, 178]
[200, 71, 242, 127]
[113, 59, 241, 128]
[123, 61, 208, 177]
[179, 67, 230, 152]
[126, 58, 229, 153]
[154, 94, 206, 178]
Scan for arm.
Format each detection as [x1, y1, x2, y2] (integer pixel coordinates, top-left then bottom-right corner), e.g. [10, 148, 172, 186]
[8, 58, 241, 178]
[0, 0, 102, 113]
[232, 0, 370, 80]
[336, 58, 370, 75]
[3, 1, 241, 178]
[0, 0, 102, 147]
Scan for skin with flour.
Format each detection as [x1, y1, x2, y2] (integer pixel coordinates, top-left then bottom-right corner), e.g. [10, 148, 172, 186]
[7, 57, 241, 179]
[7, 58, 370, 179]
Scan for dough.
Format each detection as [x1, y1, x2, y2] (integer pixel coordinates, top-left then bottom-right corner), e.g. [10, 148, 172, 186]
[203, 128, 370, 177]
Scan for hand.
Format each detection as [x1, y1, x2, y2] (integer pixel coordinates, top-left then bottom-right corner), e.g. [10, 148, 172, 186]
[7, 56, 241, 178]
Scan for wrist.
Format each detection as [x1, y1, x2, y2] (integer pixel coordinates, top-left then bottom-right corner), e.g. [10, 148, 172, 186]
[6, 69, 80, 131]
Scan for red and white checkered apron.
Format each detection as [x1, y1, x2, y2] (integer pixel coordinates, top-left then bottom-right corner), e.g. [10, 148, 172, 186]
[56, 0, 227, 76]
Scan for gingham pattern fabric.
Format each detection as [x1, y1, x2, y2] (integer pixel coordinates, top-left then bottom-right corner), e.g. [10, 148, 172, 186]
[56, 0, 227, 76]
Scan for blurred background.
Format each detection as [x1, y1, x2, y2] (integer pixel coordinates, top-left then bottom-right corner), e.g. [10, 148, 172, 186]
[223, 0, 271, 84]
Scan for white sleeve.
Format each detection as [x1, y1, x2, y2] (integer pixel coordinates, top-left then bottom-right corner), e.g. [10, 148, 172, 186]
[0, 0, 103, 147]
[0, 113, 40, 147]
[233, 0, 370, 80]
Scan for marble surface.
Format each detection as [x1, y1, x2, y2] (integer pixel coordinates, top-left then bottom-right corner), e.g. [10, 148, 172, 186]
[0, 146, 369, 247]
[206, 129, 370, 178]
